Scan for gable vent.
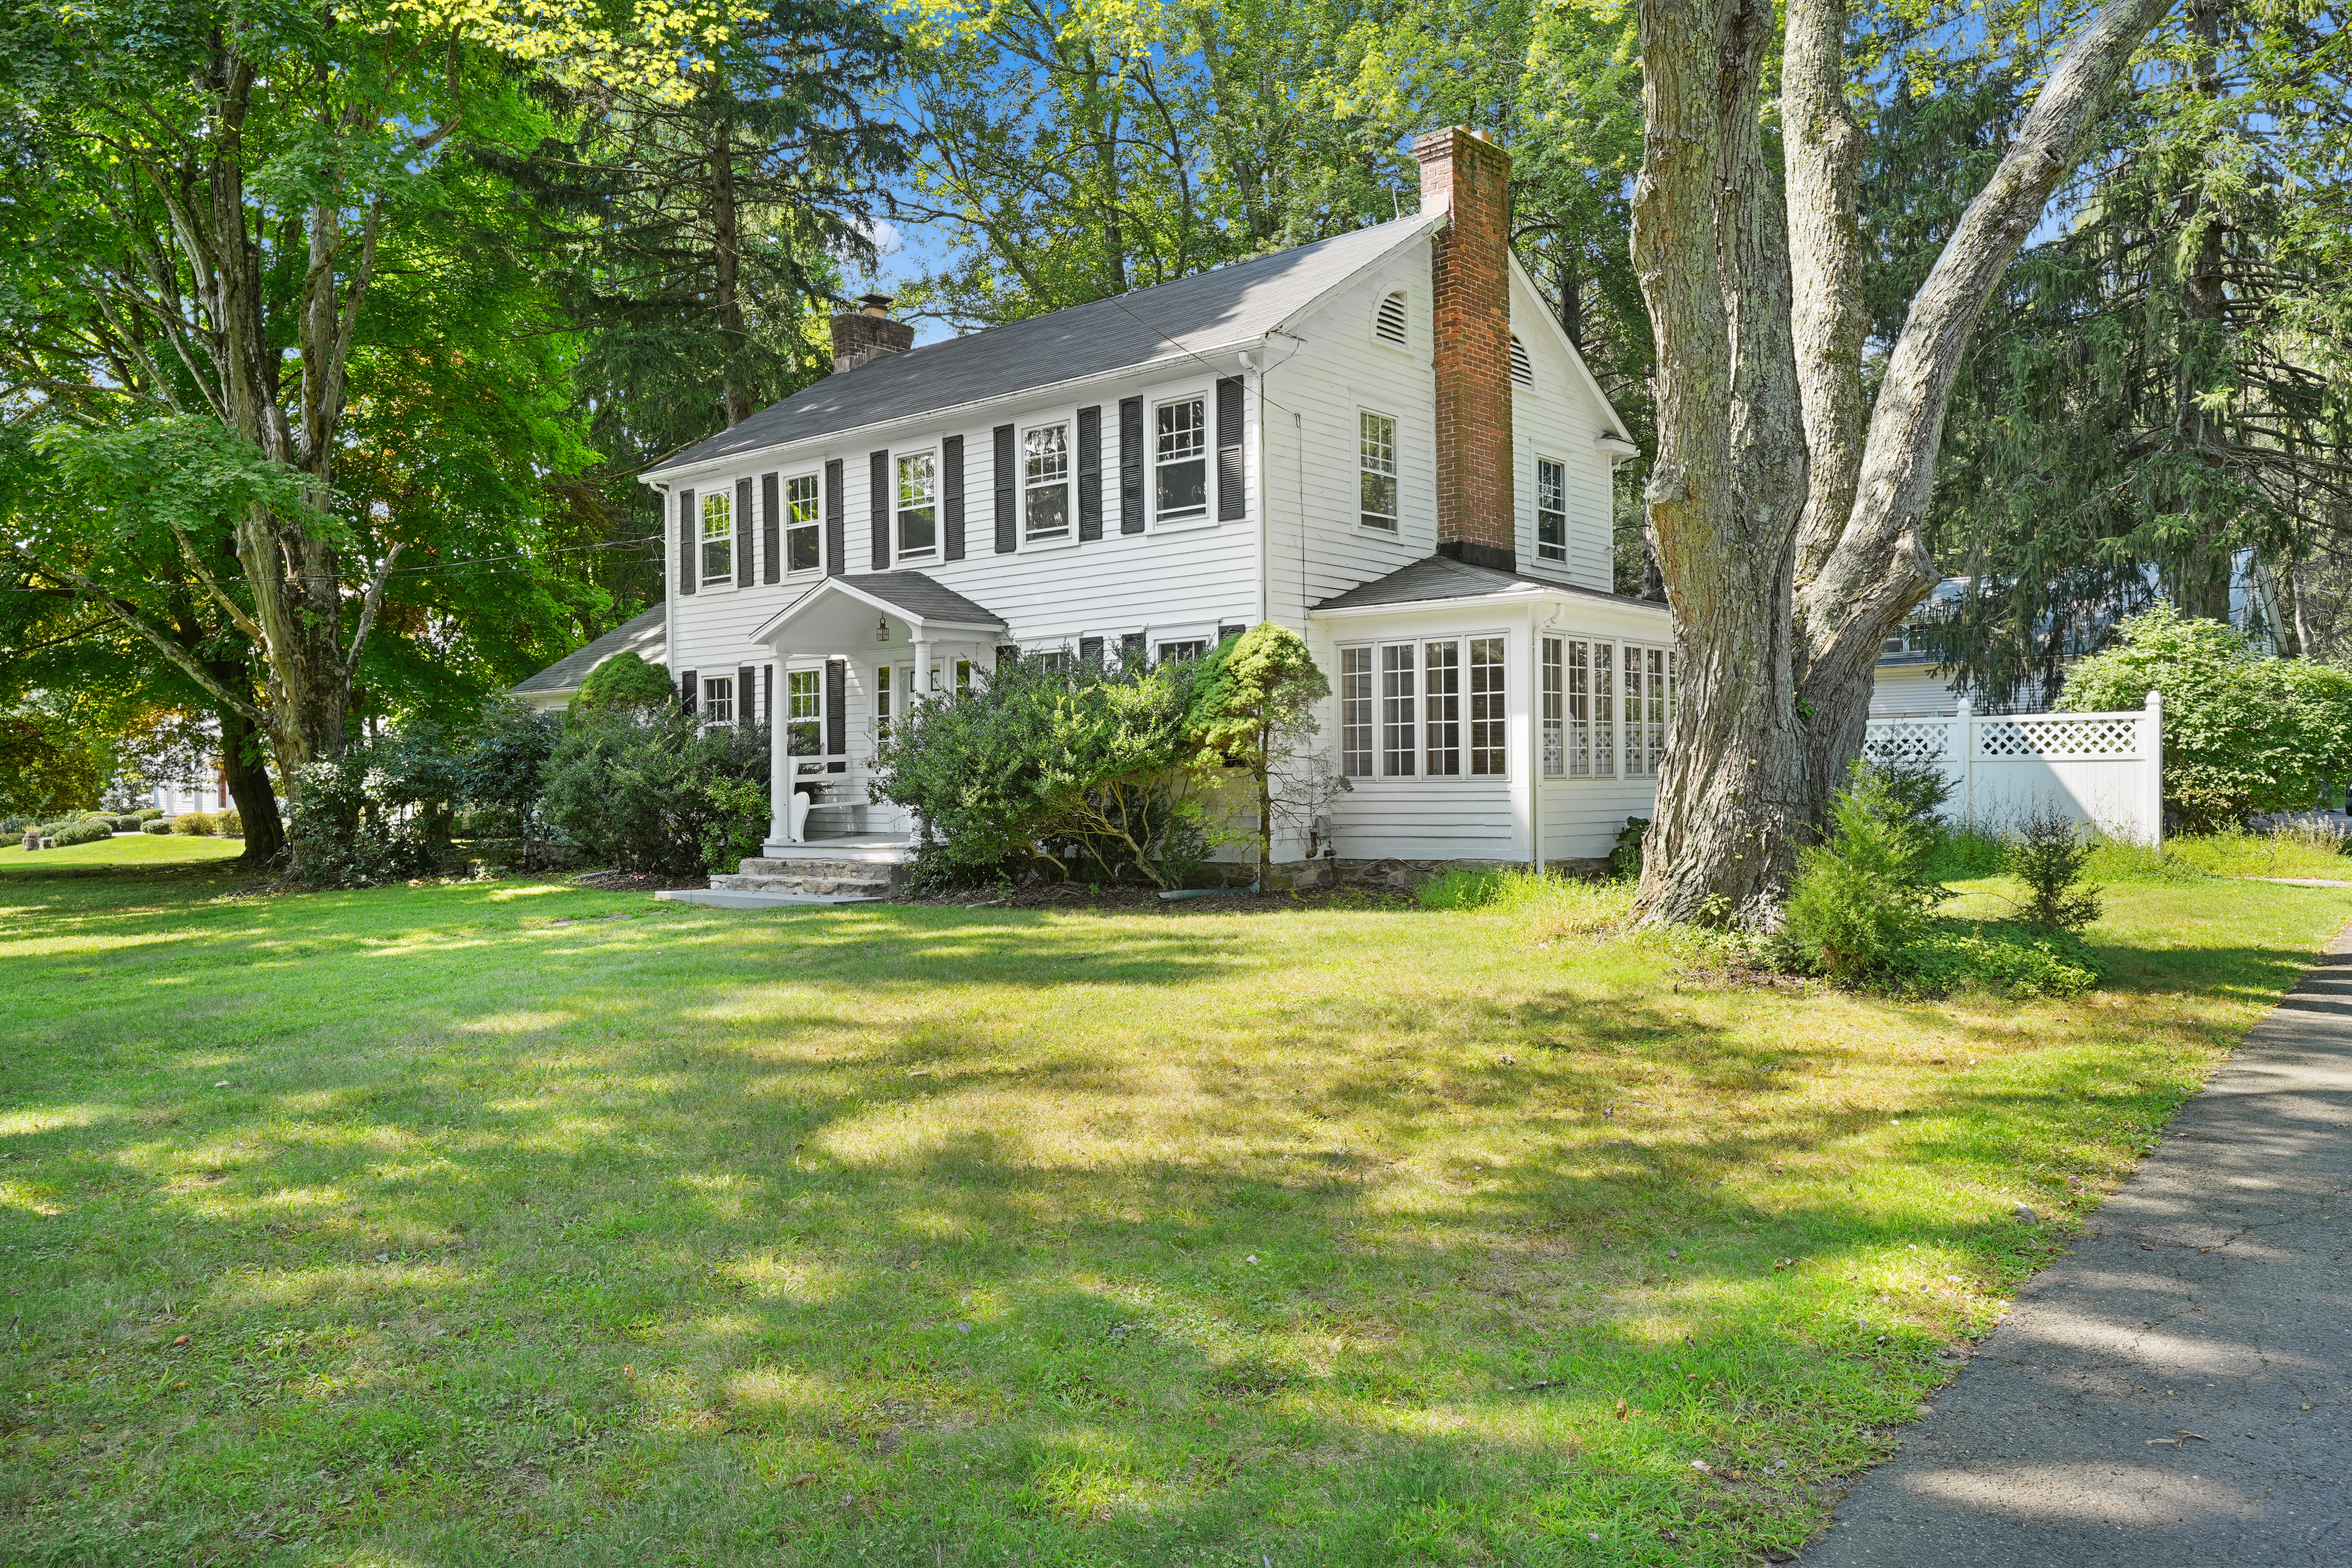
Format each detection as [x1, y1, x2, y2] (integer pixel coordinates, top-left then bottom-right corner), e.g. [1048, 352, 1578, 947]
[1374, 290, 1408, 346]
[1509, 334, 1533, 386]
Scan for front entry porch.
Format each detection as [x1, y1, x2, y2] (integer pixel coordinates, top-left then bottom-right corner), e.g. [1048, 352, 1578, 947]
[744, 570, 1010, 861]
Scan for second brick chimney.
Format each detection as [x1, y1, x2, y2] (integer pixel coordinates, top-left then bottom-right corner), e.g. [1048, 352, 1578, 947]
[1415, 127, 1516, 573]
[830, 293, 915, 374]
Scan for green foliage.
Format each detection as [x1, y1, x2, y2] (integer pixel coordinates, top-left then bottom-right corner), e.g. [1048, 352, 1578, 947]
[1924, 826, 2008, 881]
[1608, 817, 1649, 881]
[0, 703, 104, 820]
[1784, 770, 1949, 981]
[216, 807, 242, 839]
[168, 813, 217, 838]
[2062, 604, 2352, 827]
[140, 819, 170, 835]
[872, 655, 1208, 891]
[108, 815, 140, 834]
[571, 653, 677, 718]
[2007, 807, 2103, 930]
[699, 778, 770, 875]
[1187, 624, 1332, 876]
[541, 712, 770, 876]
[1895, 926, 2101, 1000]
[43, 817, 115, 847]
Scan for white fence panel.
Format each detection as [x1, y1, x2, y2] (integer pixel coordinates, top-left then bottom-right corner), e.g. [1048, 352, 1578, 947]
[1863, 693, 2164, 845]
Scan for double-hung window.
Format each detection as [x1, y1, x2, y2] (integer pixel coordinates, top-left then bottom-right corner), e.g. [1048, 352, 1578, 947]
[1024, 423, 1070, 541]
[896, 454, 937, 558]
[1468, 638, 1506, 775]
[1541, 639, 1564, 775]
[785, 669, 822, 761]
[874, 664, 894, 741]
[1156, 639, 1208, 664]
[1360, 412, 1399, 531]
[1536, 458, 1568, 562]
[1340, 647, 1374, 778]
[1624, 646, 1674, 776]
[1423, 641, 1461, 776]
[785, 473, 821, 572]
[702, 675, 735, 725]
[700, 491, 732, 583]
[1380, 645, 1416, 776]
[1155, 397, 1209, 521]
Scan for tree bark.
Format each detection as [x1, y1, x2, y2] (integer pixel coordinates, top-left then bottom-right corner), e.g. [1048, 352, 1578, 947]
[1629, 0, 1812, 925]
[710, 109, 750, 428]
[1785, 0, 2178, 824]
[216, 699, 285, 863]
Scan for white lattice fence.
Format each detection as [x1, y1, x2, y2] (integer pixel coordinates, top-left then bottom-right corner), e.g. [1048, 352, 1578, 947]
[1862, 693, 2164, 844]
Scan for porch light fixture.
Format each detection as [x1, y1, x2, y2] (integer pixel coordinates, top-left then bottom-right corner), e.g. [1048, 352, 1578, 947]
[873, 615, 891, 645]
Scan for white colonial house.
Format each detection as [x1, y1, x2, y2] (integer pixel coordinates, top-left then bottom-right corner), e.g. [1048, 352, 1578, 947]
[617, 127, 1670, 896]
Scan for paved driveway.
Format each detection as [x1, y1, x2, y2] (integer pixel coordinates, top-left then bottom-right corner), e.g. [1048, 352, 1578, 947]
[1802, 932, 2352, 1566]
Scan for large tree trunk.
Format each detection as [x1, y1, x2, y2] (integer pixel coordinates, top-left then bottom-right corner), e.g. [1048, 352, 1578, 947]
[216, 700, 285, 863]
[1628, 0, 1812, 925]
[1782, 0, 2178, 827]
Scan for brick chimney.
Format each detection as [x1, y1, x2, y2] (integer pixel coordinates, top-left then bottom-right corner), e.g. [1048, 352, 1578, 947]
[830, 293, 914, 374]
[1415, 127, 1515, 573]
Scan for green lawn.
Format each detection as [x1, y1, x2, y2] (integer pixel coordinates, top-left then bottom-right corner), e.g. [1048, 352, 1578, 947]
[2, 855, 2344, 1566]
[0, 831, 248, 877]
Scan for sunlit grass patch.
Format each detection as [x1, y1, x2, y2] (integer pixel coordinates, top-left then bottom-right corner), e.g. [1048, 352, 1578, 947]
[0, 862, 2341, 1564]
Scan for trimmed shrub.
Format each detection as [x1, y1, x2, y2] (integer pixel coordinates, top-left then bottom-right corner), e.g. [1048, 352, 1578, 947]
[871, 654, 1209, 891]
[170, 812, 216, 836]
[46, 817, 115, 847]
[571, 651, 676, 718]
[216, 807, 242, 838]
[135, 808, 164, 822]
[541, 709, 769, 876]
[2063, 603, 2352, 829]
[141, 819, 170, 835]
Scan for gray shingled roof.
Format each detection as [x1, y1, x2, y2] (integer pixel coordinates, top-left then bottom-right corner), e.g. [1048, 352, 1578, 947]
[782, 571, 1007, 630]
[509, 604, 667, 696]
[1311, 555, 1653, 612]
[653, 215, 1442, 476]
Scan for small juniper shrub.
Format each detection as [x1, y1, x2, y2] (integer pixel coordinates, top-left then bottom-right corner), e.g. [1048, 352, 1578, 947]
[1782, 766, 2099, 997]
[2008, 805, 2103, 930]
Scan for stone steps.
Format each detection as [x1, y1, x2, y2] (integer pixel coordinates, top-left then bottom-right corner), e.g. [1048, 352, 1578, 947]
[706, 855, 908, 901]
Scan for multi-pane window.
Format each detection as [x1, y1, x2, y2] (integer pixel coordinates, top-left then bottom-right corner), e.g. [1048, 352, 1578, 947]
[874, 664, 894, 741]
[1536, 458, 1567, 562]
[786, 669, 821, 760]
[896, 453, 937, 557]
[1468, 638, 1506, 775]
[1340, 647, 1374, 778]
[786, 473, 821, 572]
[1423, 641, 1460, 776]
[1024, 424, 1070, 540]
[1359, 412, 1398, 531]
[1623, 646, 1674, 776]
[955, 659, 974, 698]
[1555, 640, 1614, 775]
[1541, 639, 1564, 775]
[1380, 645, 1416, 776]
[1156, 640, 1208, 664]
[700, 491, 732, 583]
[1155, 398, 1208, 520]
[702, 675, 734, 725]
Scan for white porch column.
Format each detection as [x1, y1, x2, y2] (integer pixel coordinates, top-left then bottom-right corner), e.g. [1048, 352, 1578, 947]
[2142, 689, 2165, 846]
[906, 636, 933, 847]
[770, 648, 794, 844]
[1953, 695, 1974, 827]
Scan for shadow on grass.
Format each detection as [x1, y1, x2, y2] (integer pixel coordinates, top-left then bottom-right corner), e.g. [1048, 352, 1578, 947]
[0, 878, 2337, 1565]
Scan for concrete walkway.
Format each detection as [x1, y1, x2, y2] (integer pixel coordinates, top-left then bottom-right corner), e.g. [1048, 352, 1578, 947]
[1803, 930, 2352, 1566]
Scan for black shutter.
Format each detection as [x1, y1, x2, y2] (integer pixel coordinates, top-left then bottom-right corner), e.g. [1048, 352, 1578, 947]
[762, 663, 773, 723]
[869, 451, 890, 570]
[677, 489, 696, 595]
[1216, 376, 1245, 521]
[943, 434, 965, 560]
[1079, 635, 1104, 667]
[824, 458, 844, 577]
[738, 664, 756, 724]
[1119, 396, 1144, 533]
[761, 473, 780, 584]
[992, 424, 1016, 553]
[679, 669, 698, 715]
[736, 477, 754, 586]
[824, 658, 846, 763]
[1077, 404, 1102, 541]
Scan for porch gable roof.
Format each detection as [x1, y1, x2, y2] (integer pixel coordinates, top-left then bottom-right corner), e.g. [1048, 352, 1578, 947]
[1309, 555, 1648, 615]
[751, 571, 1008, 646]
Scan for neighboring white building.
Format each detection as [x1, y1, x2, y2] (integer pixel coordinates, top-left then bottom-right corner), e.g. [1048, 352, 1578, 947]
[597, 127, 1666, 882]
